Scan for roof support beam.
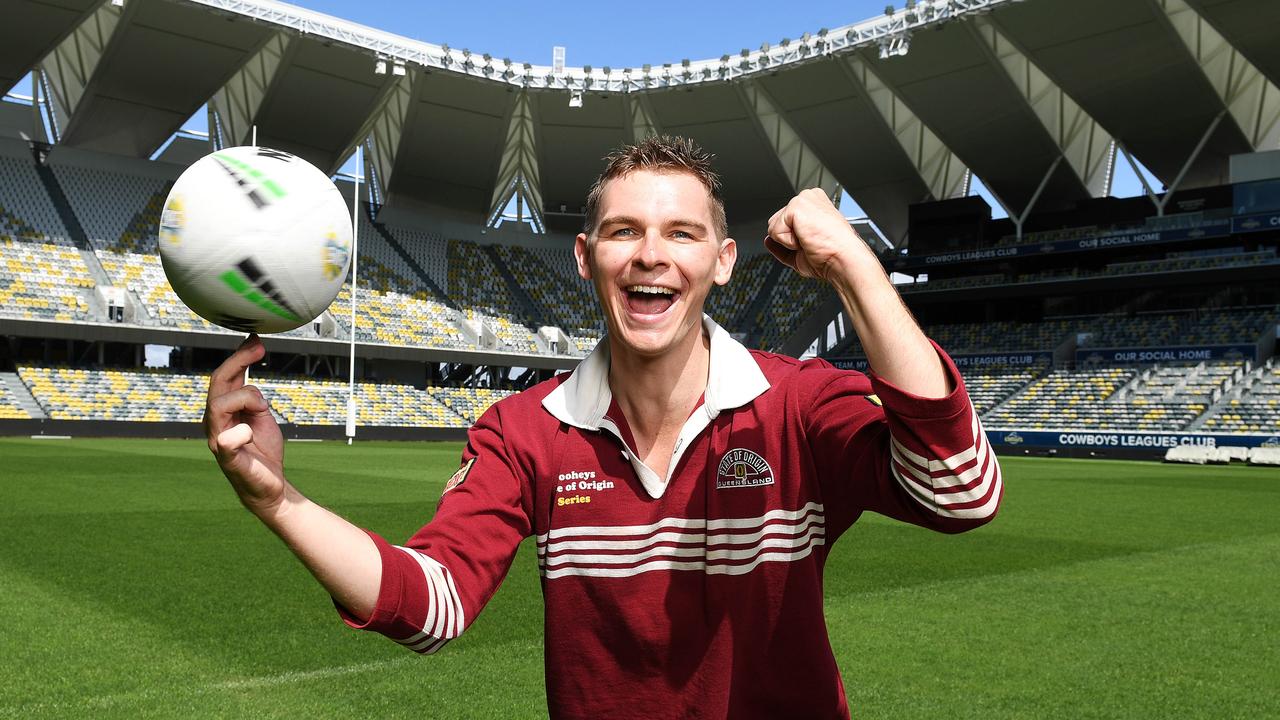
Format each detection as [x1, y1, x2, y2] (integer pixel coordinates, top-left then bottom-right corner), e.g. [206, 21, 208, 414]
[968, 16, 1117, 197]
[488, 90, 544, 232]
[326, 70, 404, 177]
[361, 71, 414, 205]
[985, 156, 1063, 243]
[737, 80, 841, 200]
[840, 55, 971, 202]
[1156, 0, 1280, 151]
[1122, 108, 1227, 217]
[208, 32, 294, 149]
[624, 93, 660, 143]
[37, 0, 131, 145]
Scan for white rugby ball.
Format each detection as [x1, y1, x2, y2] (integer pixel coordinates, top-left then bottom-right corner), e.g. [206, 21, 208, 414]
[158, 146, 352, 333]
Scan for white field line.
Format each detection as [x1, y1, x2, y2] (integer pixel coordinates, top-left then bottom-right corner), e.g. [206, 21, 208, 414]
[1, 656, 419, 716]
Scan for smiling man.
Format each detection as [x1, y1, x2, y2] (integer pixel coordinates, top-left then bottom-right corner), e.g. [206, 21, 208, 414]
[204, 136, 1002, 720]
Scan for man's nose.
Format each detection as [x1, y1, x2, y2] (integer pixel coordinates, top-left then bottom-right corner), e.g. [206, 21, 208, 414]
[634, 229, 670, 268]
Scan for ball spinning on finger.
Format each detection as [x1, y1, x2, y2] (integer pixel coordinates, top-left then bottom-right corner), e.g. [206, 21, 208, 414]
[158, 146, 353, 333]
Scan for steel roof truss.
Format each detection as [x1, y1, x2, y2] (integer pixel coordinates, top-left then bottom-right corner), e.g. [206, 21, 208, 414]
[625, 93, 660, 144]
[969, 16, 1116, 198]
[38, 0, 129, 144]
[362, 72, 413, 203]
[488, 90, 544, 232]
[178, 0, 1022, 94]
[1158, 0, 1280, 150]
[208, 32, 293, 150]
[738, 80, 841, 200]
[841, 55, 970, 202]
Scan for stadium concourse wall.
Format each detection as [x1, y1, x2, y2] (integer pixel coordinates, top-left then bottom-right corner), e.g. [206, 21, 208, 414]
[0, 418, 467, 442]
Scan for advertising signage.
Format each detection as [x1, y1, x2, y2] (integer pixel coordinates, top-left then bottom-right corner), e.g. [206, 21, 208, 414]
[888, 219, 1233, 272]
[1231, 211, 1280, 235]
[1074, 344, 1256, 365]
[991, 429, 1280, 451]
[829, 352, 1052, 372]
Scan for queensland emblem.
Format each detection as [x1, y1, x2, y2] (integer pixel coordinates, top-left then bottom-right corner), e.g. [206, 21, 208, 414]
[716, 448, 774, 489]
[442, 458, 474, 496]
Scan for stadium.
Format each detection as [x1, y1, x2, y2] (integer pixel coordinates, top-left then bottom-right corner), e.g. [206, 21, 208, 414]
[1, 0, 1278, 717]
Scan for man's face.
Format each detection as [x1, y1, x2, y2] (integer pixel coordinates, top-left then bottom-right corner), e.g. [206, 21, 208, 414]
[575, 169, 736, 360]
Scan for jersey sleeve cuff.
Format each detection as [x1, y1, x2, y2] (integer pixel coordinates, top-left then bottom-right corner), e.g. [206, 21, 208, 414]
[333, 529, 420, 640]
[866, 340, 969, 421]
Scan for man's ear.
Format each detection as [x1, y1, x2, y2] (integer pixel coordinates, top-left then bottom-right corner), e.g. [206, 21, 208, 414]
[574, 233, 592, 281]
[714, 237, 737, 286]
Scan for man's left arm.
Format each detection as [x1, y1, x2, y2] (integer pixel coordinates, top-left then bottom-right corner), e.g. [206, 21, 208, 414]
[768, 189, 1002, 533]
[765, 188, 949, 399]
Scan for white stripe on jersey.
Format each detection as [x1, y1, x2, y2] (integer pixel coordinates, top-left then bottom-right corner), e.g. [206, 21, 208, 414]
[393, 546, 467, 652]
[886, 405, 1002, 520]
[536, 502, 824, 543]
[541, 535, 827, 579]
[536, 505, 826, 579]
[539, 510, 825, 554]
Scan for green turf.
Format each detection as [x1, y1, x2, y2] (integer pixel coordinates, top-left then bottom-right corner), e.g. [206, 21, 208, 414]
[0, 438, 1276, 718]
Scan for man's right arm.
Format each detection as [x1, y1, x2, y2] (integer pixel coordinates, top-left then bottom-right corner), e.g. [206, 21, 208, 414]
[204, 334, 381, 621]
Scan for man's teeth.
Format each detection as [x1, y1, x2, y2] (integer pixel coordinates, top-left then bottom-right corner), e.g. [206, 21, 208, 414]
[627, 285, 675, 295]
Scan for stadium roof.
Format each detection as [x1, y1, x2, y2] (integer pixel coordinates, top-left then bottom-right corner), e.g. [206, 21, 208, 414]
[4, 0, 1278, 245]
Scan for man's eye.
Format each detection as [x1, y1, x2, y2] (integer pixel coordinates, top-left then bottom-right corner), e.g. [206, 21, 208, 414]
[612, 228, 635, 237]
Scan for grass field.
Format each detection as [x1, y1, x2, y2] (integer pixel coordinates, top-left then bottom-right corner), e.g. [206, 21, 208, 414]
[0, 437, 1277, 719]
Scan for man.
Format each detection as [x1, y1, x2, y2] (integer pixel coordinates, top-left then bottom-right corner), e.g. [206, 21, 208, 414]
[205, 136, 1002, 719]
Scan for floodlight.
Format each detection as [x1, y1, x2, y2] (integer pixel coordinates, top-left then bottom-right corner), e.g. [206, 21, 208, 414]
[568, 90, 583, 108]
[374, 59, 387, 75]
[392, 62, 406, 77]
[885, 4, 895, 16]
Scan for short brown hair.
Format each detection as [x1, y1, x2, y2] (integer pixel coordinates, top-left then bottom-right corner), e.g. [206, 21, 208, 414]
[583, 135, 728, 240]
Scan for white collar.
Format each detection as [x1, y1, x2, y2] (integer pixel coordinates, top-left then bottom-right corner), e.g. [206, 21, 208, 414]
[541, 314, 771, 430]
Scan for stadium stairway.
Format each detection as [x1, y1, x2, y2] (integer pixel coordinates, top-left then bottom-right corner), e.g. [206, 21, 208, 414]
[1103, 367, 1153, 405]
[30, 154, 114, 290]
[480, 244, 549, 327]
[1, 371, 46, 418]
[364, 207, 456, 309]
[1186, 363, 1259, 431]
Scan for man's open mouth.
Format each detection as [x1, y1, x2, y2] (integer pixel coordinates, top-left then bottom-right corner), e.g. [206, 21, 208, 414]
[624, 285, 678, 315]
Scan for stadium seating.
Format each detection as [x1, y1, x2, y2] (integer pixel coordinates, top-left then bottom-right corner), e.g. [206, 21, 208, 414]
[52, 163, 217, 330]
[754, 271, 829, 352]
[0, 229, 93, 322]
[962, 365, 1047, 415]
[705, 253, 772, 329]
[13, 364, 517, 427]
[332, 220, 469, 349]
[984, 366, 1139, 430]
[427, 386, 518, 425]
[490, 243, 603, 354]
[1199, 359, 1280, 433]
[0, 157, 95, 322]
[259, 374, 468, 427]
[0, 382, 31, 419]
[18, 366, 207, 421]
[446, 238, 539, 353]
[0, 154, 69, 240]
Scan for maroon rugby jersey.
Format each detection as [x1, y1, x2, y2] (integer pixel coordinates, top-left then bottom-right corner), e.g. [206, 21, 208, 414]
[340, 316, 1002, 719]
